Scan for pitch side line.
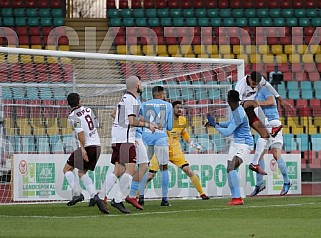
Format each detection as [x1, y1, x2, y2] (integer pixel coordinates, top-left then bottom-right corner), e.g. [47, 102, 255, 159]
[0, 202, 319, 219]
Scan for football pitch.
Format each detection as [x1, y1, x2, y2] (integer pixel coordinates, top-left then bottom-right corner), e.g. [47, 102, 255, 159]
[0, 196, 320, 238]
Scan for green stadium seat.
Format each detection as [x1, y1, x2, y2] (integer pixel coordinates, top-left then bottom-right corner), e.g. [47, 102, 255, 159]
[256, 9, 269, 18]
[245, 9, 256, 18]
[133, 9, 145, 18]
[173, 18, 184, 27]
[109, 18, 122, 26]
[183, 9, 194, 18]
[161, 18, 172, 27]
[295, 9, 305, 18]
[306, 9, 318, 18]
[186, 18, 197, 26]
[26, 8, 37, 17]
[107, 9, 119, 18]
[220, 9, 231, 17]
[274, 18, 285, 27]
[195, 9, 207, 18]
[157, 9, 169, 18]
[301, 90, 313, 100]
[299, 18, 310, 27]
[210, 18, 221, 27]
[170, 9, 182, 18]
[249, 18, 260, 26]
[286, 18, 298, 26]
[223, 18, 234, 27]
[1, 8, 13, 17]
[288, 81, 299, 90]
[123, 18, 135, 27]
[3, 17, 14, 26]
[14, 8, 25, 17]
[270, 9, 281, 18]
[207, 9, 218, 18]
[233, 9, 244, 18]
[282, 9, 294, 18]
[148, 18, 160, 27]
[312, 18, 321, 27]
[181, 88, 194, 100]
[198, 18, 209, 27]
[301, 81, 312, 90]
[39, 8, 51, 17]
[261, 18, 273, 27]
[146, 9, 156, 18]
[136, 18, 147, 27]
[236, 18, 247, 27]
[27, 18, 39, 26]
[15, 18, 26, 27]
[52, 9, 63, 17]
[296, 134, 309, 151]
[53, 18, 64, 26]
[288, 90, 300, 100]
[121, 9, 132, 18]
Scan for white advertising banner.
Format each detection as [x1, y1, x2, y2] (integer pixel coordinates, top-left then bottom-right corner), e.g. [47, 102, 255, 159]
[13, 154, 301, 201]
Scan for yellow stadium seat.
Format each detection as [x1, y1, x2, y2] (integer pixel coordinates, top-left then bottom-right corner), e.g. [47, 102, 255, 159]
[31, 45, 42, 49]
[158, 53, 169, 57]
[33, 56, 45, 64]
[206, 45, 218, 54]
[289, 54, 301, 63]
[284, 45, 294, 54]
[19, 45, 29, 49]
[173, 54, 184, 57]
[237, 54, 249, 63]
[5, 118, 16, 135]
[222, 54, 235, 59]
[245, 45, 256, 54]
[198, 53, 210, 58]
[156, 45, 167, 54]
[250, 54, 261, 64]
[193, 45, 205, 55]
[302, 54, 314, 63]
[46, 45, 57, 50]
[60, 57, 72, 64]
[297, 45, 308, 54]
[59, 45, 70, 51]
[143, 45, 156, 55]
[271, 45, 283, 55]
[315, 54, 321, 63]
[219, 45, 231, 54]
[262, 54, 274, 64]
[20, 55, 32, 64]
[168, 45, 179, 55]
[129, 45, 141, 55]
[309, 45, 321, 54]
[291, 126, 304, 135]
[185, 54, 196, 58]
[46, 123, 60, 136]
[186, 126, 193, 136]
[275, 54, 287, 64]
[7, 55, 19, 63]
[30, 118, 46, 135]
[16, 118, 31, 136]
[191, 116, 203, 127]
[282, 126, 290, 134]
[117, 45, 127, 54]
[233, 45, 245, 54]
[210, 54, 220, 59]
[0, 54, 5, 62]
[258, 45, 269, 54]
[180, 45, 193, 55]
[62, 127, 73, 135]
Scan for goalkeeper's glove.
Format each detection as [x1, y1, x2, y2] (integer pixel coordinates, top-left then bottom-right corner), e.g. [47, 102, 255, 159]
[190, 141, 202, 152]
[206, 113, 217, 127]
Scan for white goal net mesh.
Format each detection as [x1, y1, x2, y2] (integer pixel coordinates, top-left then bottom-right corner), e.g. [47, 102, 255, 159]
[0, 47, 243, 203]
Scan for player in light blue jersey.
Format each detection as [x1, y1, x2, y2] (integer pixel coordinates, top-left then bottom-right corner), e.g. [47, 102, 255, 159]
[206, 90, 254, 206]
[140, 86, 173, 206]
[250, 87, 291, 196]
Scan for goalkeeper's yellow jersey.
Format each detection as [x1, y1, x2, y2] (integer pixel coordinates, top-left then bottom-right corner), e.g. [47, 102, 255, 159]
[167, 116, 190, 148]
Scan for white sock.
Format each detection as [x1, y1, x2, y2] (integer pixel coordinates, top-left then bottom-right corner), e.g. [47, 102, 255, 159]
[65, 171, 75, 189]
[119, 173, 133, 198]
[80, 173, 96, 198]
[98, 173, 117, 199]
[114, 182, 123, 203]
[254, 106, 269, 127]
[252, 138, 268, 165]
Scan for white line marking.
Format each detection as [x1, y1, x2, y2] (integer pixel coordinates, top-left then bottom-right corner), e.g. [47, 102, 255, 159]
[0, 202, 319, 219]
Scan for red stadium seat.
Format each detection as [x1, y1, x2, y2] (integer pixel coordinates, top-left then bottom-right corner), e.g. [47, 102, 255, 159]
[243, 0, 255, 8]
[268, 0, 278, 8]
[181, 0, 192, 9]
[13, 0, 24, 7]
[18, 36, 29, 45]
[28, 27, 40, 36]
[168, 0, 180, 8]
[155, 0, 166, 8]
[50, 0, 62, 8]
[218, 0, 229, 8]
[131, 0, 142, 8]
[42, 27, 54, 36]
[292, 0, 304, 8]
[143, 0, 153, 8]
[0, 0, 11, 7]
[15, 27, 28, 36]
[30, 36, 42, 45]
[193, 0, 204, 8]
[279, 0, 291, 8]
[58, 36, 69, 45]
[114, 36, 126, 45]
[303, 63, 316, 73]
[151, 27, 163, 36]
[255, 0, 266, 8]
[38, 0, 49, 8]
[310, 99, 321, 107]
[296, 99, 308, 108]
[25, 0, 36, 8]
[308, 72, 320, 81]
[206, 0, 217, 8]
[305, 0, 316, 8]
[304, 27, 315, 36]
[230, 0, 242, 8]
[118, 0, 128, 8]
[279, 36, 291, 45]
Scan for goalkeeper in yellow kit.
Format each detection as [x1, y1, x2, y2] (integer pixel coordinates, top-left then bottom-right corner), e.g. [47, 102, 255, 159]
[138, 101, 210, 205]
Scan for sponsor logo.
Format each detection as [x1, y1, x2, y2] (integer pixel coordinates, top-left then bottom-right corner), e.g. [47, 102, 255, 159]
[19, 160, 27, 175]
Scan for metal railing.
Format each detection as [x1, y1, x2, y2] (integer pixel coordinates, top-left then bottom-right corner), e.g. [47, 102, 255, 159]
[66, 0, 107, 18]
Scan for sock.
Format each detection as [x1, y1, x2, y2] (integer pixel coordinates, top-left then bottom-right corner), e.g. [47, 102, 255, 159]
[254, 106, 269, 126]
[98, 173, 117, 199]
[114, 181, 123, 203]
[190, 174, 204, 196]
[129, 180, 140, 198]
[252, 138, 268, 165]
[119, 173, 133, 198]
[161, 170, 169, 201]
[227, 172, 235, 197]
[229, 170, 240, 198]
[139, 172, 148, 197]
[256, 159, 265, 186]
[277, 157, 290, 184]
[65, 171, 75, 189]
[80, 173, 96, 198]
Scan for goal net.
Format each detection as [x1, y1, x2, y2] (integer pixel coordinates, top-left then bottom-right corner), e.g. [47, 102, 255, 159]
[0, 46, 244, 203]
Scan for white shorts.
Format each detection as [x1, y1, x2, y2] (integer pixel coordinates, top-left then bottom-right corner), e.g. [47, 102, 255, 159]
[228, 142, 253, 161]
[267, 120, 283, 149]
[135, 139, 149, 165]
[147, 145, 169, 165]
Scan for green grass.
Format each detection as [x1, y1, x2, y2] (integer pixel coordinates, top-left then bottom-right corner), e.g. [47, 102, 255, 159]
[1, 196, 321, 238]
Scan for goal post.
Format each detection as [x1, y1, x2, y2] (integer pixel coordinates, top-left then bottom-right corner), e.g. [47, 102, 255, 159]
[0, 46, 244, 202]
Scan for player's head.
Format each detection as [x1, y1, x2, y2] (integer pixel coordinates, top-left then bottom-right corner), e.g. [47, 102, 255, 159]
[126, 76, 142, 94]
[152, 86, 165, 99]
[227, 90, 241, 106]
[248, 71, 263, 87]
[67, 93, 80, 108]
[172, 101, 183, 116]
